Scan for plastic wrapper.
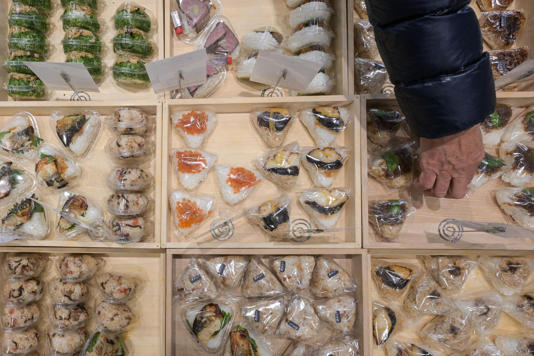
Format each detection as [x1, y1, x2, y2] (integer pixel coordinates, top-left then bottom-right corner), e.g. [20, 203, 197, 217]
[403, 274, 453, 317]
[113, 55, 150, 88]
[271, 256, 315, 291]
[8, 3, 47, 33]
[368, 141, 417, 190]
[283, 343, 313, 356]
[50, 279, 88, 305]
[200, 16, 240, 59]
[66, 51, 103, 79]
[52, 111, 101, 158]
[55, 191, 104, 240]
[96, 273, 136, 303]
[236, 52, 263, 84]
[313, 336, 359, 356]
[107, 135, 151, 162]
[8, 26, 46, 55]
[293, 71, 335, 95]
[300, 106, 351, 147]
[372, 301, 399, 346]
[3, 278, 43, 306]
[6, 50, 43, 75]
[4, 253, 46, 280]
[1, 193, 49, 241]
[241, 297, 284, 335]
[299, 187, 350, 230]
[176, 0, 221, 42]
[354, 20, 380, 61]
[371, 260, 418, 300]
[246, 195, 291, 241]
[419, 311, 474, 351]
[289, 2, 333, 31]
[469, 152, 508, 192]
[61, 3, 99, 34]
[298, 48, 335, 72]
[81, 332, 126, 356]
[36, 145, 81, 190]
[257, 143, 300, 190]
[314, 295, 356, 334]
[6, 73, 46, 100]
[251, 109, 295, 148]
[479, 256, 533, 296]
[109, 107, 151, 135]
[495, 335, 534, 356]
[421, 256, 477, 293]
[366, 106, 406, 147]
[287, 24, 333, 54]
[480, 11, 525, 49]
[1, 329, 39, 355]
[456, 292, 503, 334]
[203, 256, 249, 289]
[169, 190, 214, 237]
[113, 28, 154, 57]
[1, 304, 40, 330]
[17, 0, 51, 12]
[0, 112, 42, 160]
[354, 57, 388, 94]
[176, 258, 219, 302]
[57, 255, 99, 282]
[95, 301, 134, 335]
[107, 192, 149, 217]
[369, 199, 411, 241]
[172, 110, 217, 148]
[502, 109, 534, 144]
[171, 148, 217, 191]
[385, 340, 437, 356]
[107, 216, 146, 243]
[51, 304, 89, 331]
[482, 104, 512, 147]
[477, 0, 514, 11]
[310, 256, 357, 298]
[489, 48, 528, 79]
[215, 165, 262, 205]
[114, 3, 152, 32]
[107, 168, 151, 192]
[0, 162, 35, 208]
[48, 329, 87, 356]
[241, 258, 285, 298]
[181, 299, 234, 354]
[301, 146, 350, 188]
[277, 295, 321, 343]
[241, 27, 283, 53]
[354, 0, 368, 19]
[466, 338, 504, 356]
[225, 324, 274, 356]
[61, 0, 98, 9]
[499, 143, 534, 187]
[503, 291, 534, 329]
[63, 28, 102, 55]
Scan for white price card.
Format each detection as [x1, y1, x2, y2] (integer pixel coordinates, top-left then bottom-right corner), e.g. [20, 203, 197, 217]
[250, 51, 322, 91]
[145, 49, 208, 93]
[24, 62, 99, 92]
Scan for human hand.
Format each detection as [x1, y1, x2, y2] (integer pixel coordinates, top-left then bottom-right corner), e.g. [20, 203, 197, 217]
[414, 124, 485, 199]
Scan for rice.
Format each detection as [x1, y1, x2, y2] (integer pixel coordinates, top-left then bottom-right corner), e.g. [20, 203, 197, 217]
[287, 25, 333, 53]
[295, 71, 334, 95]
[496, 189, 534, 229]
[300, 107, 349, 146]
[189, 72, 226, 99]
[40, 145, 81, 181]
[172, 111, 217, 148]
[49, 330, 86, 354]
[483, 126, 507, 147]
[185, 304, 232, 351]
[172, 149, 217, 190]
[289, 2, 333, 30]
[299, 191, 343, 229]
[169, 190, 214, 237]
[215, 166, 261, 205]
[242, 32, 281, 51]
[18, 210, 48, 240]
[236, 57, 256, 79]
[298, 50, 335, 70]
[501, 169, 533, 187]
[69, 114, 100, 156]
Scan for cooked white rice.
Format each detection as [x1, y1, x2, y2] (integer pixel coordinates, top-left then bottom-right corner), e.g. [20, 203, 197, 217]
[215, 165, 261, 205]
[242, 31, 281, 51]
[287, 25, 333, 53]
[298, 188, 347, 229]
[289, 2, 333, 30]
[295, 72, 334, 95]
[185, 304, 232, 351]
[69, 114, 100, 157]
[172, 149, 217, 190]
[39, 145, 81, 181]
[169, 190, 214, 237]
[300, 107, 349, 146]
[298, 50, 335, 70]
[237, 57, 256, 79]
[301, 148, 348, 188]
[172, 111, 217, 148]
[496, 188, 534, 229]
[483, 126, 507, 148]
[18, 210, 48, 240]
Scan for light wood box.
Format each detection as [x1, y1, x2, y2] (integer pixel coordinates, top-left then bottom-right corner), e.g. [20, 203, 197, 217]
[0, 101, 162, 248]
[161, 97, 361, 249]
[164, 0, 351, 97]
[0, 0, 165, 101]
[0, 246, 166, 356]
[165, 248, 367, 356]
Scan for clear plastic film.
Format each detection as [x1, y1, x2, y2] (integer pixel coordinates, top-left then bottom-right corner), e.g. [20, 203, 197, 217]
[6, 50, 43, 75]
[298, 187, 351, 230]
[372, 301, 399, 346]
[257, 142, 301, 190]
[171, 148, 217, 191]
[80, 332, 126, 356]
[477, 0, 514, 11]
[202, 256, 249, 290]
[271, 255, 315, 292]
[384, 339, 436, 356]
[57, 254, 100, 283]
[51, 110, 101, 158]
[62, 28, 102, 55]
[495, 335, 534, 356]
[354, 20, 381, 62]
[503, 290, 534, 328]
[95, 300, 135, 335]
[479, 10, 526, 49]
[455, 292, 503, 334]
[502, 108, 534, 143]
[489, 48, 528, 80]
[310, 256, 357, 298]
[286, 22, 334, 54]
[277, 295, 321, 343]
[469, 152, 508, 192]
[17, 0, 51, 13]
[50, 303, 90, 331]
[48, 329, 87, 356]
[108, 107, 152, 136]
[8, 26, 47, 56]
[175, 258, 219, 302]
[371, 259, 419, 301]
[403, 274, 454, 317]
[289, 2, 333, 31]
[421, 256, 477, 293]
[251, 109, 295, 148]
[3, 278, 44, 306]
[0, 112, 42, 160]
[4, 253, 47, 280]
[241, 258, 285, 298]
[107, 134, 152, 162]
[169, 190, 215, 238]
[61, 0, 98, 9]
[300, 106, 352, 147]
[107, 192, 150, 217]
[500, 143, 534, 187]
[1, 303, 40, 330]
[8, 2, 48, 33]
[226, 324, 274, 356]
[215, 165, 262, 206]
[466, 337, 505, 356]
[113, 27, 154, 58]
[1, 329, 40, 355]
[419, 311, 474, 352]
[301, 146, 350, 188]
[172, 110, 217, 148]
[314, 295, 357, 334]
[114, 2, 152, 33]
[1, 193, 49, 241]
[6, 73, 46, 101]
[313, 336, 360, 356]
[112, 55, 150, 88]
[107, 216, 146, 244]
[107, 167, 151, 192]
[366, 105, 406, 147]
[293, 71, 335, 95]
[245, 195, 291, 241]
[354, 57, 388, 94]
[49, 278, 88, 305]
[66, 51, 103, 80]
[368, 140, 417, 190]
[175, 0, 222, 42]
[61, 3, 100, 34]
[368, 199, 413, 241]
[479, 256, 533, 296]
[199, 16, 240, 59]
[283, 342, 313, 356]
[241, 297, 285, 335]
[241, 27, 283, 54]
[0, 162, 35, 209]
[36, 145, 82, 191]
[482, 104, 512, 147]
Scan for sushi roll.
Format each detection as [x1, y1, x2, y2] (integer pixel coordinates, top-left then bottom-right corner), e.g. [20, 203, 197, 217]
[215, 166, 262, 205]
[479, 256, 532, 296]
[62, 27, 102, 55]
[287, 24, 333, 54]
[310, 257, 357, 298]
[482, 104, 513, 147]
[107, 168, 151, 192]
[246, 196, 291, 241]
[171, 149, 217, 190]
[5, 253, 47, 280]
[297, 47, 335, 71]
[477, 0, 514, 11]
[468, 152, 507, 191]
[369, 200, 409, 241]
[241, 298, 285, 335]
[289, 2, 333, 30]
[271, 256, 315, 291]
[66, 51, 103, 79]
[169, 190, 214, 237]
[36, 145, 81, 190]
[228, 325, 272, 356]
[277, 295, 320, 342]
[108, 135, 149, 161]
[366, 107, 406, 147]
[500, 142, 534, 187]
[96, 273, 136, 303]
[372, 302, 397, 346]
[299, 187, 350, 229]
[294, 71, 334, 95]
[56, 192, 103, 239]
[242, 258, 285, 298]
[50, 279, 88, 305]
[501, 109, 534, 143]
[368, 142, 415, 190]
[114, 3, 151, 32]
[300, 106, 351, 146]
[176, 258, 218, 301]
[0, 162, 34, 205]
[1, 194, 48, 240]
[496, 188, 534, 229]
[257, 143, 300, 190]
[110, 107, 150, 135]
[1, 329, 39, 355]
[203, 256, 249, 289]
[61, 3, 100, 33]
[58, 255, 98, 282]
[2, 303, 40, 330]
[96, 302, 134, 334]
[108, 217, 145, 243]
[0, 112, 42, 159]
[172, 110, 217, 148]
[49, 329, 87, 355]
[112, 55, 150, 87]
[489, 48, 528, 79]
[53, 111, 101, 157]
[252, 108, 294, 148]
[302, 146, 349, 188]
[495, 336, 534, 356]
[3, 278, 43, 305]
[107, 193, 149, 217]
[242, 27, 283, 52]
[51, 304, 89, 330]
[480, 10, 525, 49]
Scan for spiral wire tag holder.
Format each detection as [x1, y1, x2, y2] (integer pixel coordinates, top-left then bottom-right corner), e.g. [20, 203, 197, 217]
[438, 218, 507, 243]
[61, 72, 91, 101]
[261, 69, 287, 97]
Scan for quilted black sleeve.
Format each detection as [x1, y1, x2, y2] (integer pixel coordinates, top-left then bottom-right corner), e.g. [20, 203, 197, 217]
[365, 0, 496, 139]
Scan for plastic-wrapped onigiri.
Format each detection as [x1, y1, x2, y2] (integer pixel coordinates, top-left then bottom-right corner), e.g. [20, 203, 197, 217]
[242, 27, 283, 52]
[496, 188, 534, 229]
[298, 49, 335, 71]
[169, 190, 214, 237]
[299, 187, 350, 229]
[172, 110, 217, 148]
[500, 142, 534, 187]
[215, 166, 261, 205]
[1, 194, 48, 240]
[172, 149, 217, 190]
[481, 104, 512, 147]
[295, 72, 334, 95]
[300, 106, 351, 146]
[289, 2, 333, 30]
[287, 25, 333, 54]
[54, 111, 101, 157]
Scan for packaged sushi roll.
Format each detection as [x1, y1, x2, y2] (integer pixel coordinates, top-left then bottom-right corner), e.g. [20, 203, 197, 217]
[226, 325, 273, 356]
[107, 168, 151, 192]
[271, 256, 315, 292]
[215, 165, 262, 205]
[62, 28, 102, 55]
[96, 273, 136, 303]
[1, 303, 40, 330]
[49, 279, 89, 305]
[200, 16, 240, 59]
[52, 111, 101, 158]
[51, 304, 89, 331]
[468, 152, 507, 192]
[6, 50, 43, 75]
[294, 71, 334, 95]
[482, 104, 513, 147]
[489, 48, 528, 79]
[257, 143, 300, 190]
[480, 256, 532, 296]
[3, 278, 44, 305]
[109, 107, 151, 135]
[107, 193, 149, 217]
[300, 106, 351, 147]
[4, 253, 47, 280]
[1, 329, 40, 355]
[108, 216, 146, 243]
[55, 191, 104, 240]
[480, 10, 526, 49]
[354, 20, 381, 62]
[8, 3, 47, 33]
[0, 112, 42, 160]
[169, 190, 214, 237]
[368, 141, 416, 190]
[302, 146, 350, 188]
[36, 145, 82, 190]
[501, 108, 534, 143]
[66, 51, 103, 79]
[95, 301, 135, 335]
[176, 258, 218, 301]
[500, 142, 534, 187]
[277, 295, 321, 343]
[171, 149, 217, 190]
[0, 162, 35, 207]
[6, 73, 46, 100]
[8, 26, 47, 55]
[289, 2, 333, 31]
[298, 187, 350, 230]
[369, 199, 411, 241]
[367, 106, 406, 147]
[16, 0, 51, 12]
[61, 3, 100, 33]
[354, 57, 389, 94]
[176, 0, 220, 41]
[203, 256, 249, 289]
[58, 254, 99, 282]
[240, 298, 285, 335]
[1, 194, 49, 241]
[48, 329, 87, 356]
[107, 134, 151, 162]
[246, 196, 291, 241]
[251, 109, 295, 148]
[81, 332, 126, 356]
[372, 302, 399, 346]
[241, 258, 285, 298]
[61, 0, 98, 9]
[113, 27, 154, 57]
[112, 55, 150, 88]
[287, 23, 333, 54]
[114, 3, 152, 33]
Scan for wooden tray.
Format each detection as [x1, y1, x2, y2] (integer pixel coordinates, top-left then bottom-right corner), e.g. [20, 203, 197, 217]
[362, 94, 534, 250]
[0, 246, 166, 356]
[164, 0, 350, 98]
[365, 250, 534, 356]
[162, 97, 361, 248]
[166, 248, 367, 356]
[0, 0, 165, 101]
[0, 101, 162, 248]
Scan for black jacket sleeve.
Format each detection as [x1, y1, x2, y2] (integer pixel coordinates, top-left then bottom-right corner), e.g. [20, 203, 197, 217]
[365, 0, 496, 139]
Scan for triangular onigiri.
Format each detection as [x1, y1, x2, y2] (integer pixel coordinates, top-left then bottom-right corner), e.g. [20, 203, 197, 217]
[176, 258, 218, 301]
[241, 258, 285, 298]
[169, 190, 214, 237]
[310, 257, 356, 298]
[300, 106, 351, 146]
[171, 149, 217, 190]
[215, 165, 261, 205]
[299, 187, 350, 229]
[172, 110, 216, 148]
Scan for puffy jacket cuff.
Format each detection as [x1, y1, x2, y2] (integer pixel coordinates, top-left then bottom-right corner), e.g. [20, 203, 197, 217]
[395, 53, 496, 139]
